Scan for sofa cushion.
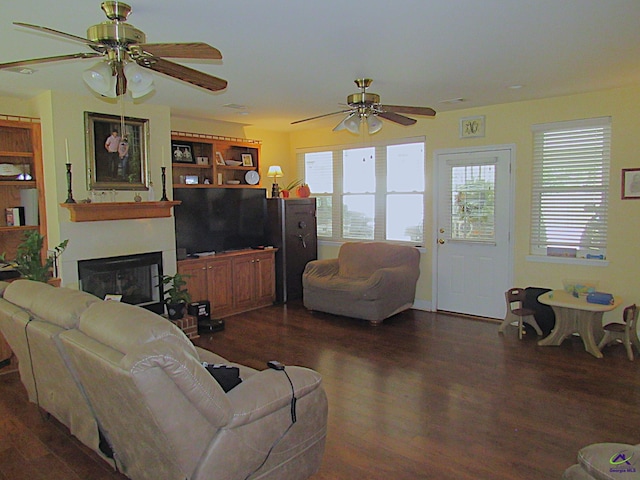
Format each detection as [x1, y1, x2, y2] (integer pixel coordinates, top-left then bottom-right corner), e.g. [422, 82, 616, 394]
[4, 279, 100, 329]
[78, 301, 197, 357]
[338, 242, 419, 279]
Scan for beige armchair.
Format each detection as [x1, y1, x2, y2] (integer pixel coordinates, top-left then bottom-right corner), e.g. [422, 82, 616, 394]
[302, 242, 420, 324]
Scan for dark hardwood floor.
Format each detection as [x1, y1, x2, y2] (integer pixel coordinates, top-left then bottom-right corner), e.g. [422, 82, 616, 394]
[1, 301, 638, 479]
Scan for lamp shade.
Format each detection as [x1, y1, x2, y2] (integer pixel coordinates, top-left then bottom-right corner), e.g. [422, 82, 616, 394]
[344, 114, 362, 134]
[267, 165, 283, 178]
[82, 61, 117, 98]
[124, 62, 155, 98]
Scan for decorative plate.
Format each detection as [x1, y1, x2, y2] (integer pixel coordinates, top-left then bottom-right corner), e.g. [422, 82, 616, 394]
[245, 170, 260, 185]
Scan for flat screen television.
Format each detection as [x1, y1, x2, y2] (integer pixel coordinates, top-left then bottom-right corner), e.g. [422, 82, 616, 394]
[174, 188, 267, 255]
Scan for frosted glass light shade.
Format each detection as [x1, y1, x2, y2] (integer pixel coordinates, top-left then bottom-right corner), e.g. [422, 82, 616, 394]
[344, 115, 362, 134]
[367, 115, 383, 134]
[82, 61, 116, 98]
[124, 62, 155, 98]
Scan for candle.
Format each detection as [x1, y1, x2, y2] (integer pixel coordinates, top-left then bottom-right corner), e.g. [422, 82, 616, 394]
[162, 146, 166, 167]
[65, 138, 70, 164]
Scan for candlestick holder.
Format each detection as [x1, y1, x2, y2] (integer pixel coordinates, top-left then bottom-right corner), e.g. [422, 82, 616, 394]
[64, 163, 76, 204]
[160, 166, 169, 201]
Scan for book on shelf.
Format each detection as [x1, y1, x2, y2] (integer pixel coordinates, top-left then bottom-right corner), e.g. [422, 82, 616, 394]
[5, 206, 25, 227]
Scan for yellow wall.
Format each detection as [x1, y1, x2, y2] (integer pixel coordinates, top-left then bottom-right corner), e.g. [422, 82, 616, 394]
[2, 85, 638, 312]
[289, 85, 640, 312]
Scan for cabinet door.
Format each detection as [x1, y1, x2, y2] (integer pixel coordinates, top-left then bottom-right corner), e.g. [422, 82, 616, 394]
[232, 255, 256, 310]
[206, 258, 233, 316]
[178, 260, 208, 304]
[254, 252, 275, 305]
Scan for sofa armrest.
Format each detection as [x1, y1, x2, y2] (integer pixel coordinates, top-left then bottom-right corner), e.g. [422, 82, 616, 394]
[226, 366, 322, 428]
[303, 258, 339, 279]
[361, 265, 418, 295]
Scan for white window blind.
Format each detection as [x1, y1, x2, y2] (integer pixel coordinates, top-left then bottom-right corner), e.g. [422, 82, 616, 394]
[530, 117, 611, 258]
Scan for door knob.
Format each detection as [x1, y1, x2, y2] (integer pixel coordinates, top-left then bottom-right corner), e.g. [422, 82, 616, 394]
[439, 228, 445, 234]
[438, 239, 445, 244]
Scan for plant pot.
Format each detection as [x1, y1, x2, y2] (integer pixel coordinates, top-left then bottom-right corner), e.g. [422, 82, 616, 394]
[281, 190, 290, 198]
[166, 302, 186, 320]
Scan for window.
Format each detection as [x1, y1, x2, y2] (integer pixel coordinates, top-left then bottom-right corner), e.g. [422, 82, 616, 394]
[530, 117, 611, 259]
[298, 138, 426, 244]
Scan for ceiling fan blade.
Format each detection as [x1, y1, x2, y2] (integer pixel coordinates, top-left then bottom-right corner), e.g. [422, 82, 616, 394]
[291, 109, 353, 125]
[382, 105, 436, 117]
[13, 22, 104, 51]
[0, 52, 102, 70]
[139, 57, 227, 92]
[138, 43, 222, 60]
[377, 111, 417, 126]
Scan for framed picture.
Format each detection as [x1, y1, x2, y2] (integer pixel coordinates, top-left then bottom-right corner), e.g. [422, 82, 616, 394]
[242, 153, 253, 166]
[172, 143, 194, 163]
[622, 168, 640, 199]
[84, 112, 148, 190]
[459, 115, 485, 138]
[215, 152, 225, 166]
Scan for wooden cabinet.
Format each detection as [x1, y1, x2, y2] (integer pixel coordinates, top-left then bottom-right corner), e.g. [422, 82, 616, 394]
[0, 116, 46, 261]
[178, 249, 275, 318]
[170, 131, 261, 188]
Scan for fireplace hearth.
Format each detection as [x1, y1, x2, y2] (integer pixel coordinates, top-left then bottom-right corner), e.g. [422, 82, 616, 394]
[78, 252, 164, 314]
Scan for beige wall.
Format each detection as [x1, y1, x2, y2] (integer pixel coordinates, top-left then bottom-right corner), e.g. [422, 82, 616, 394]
[289, 85, 640, 315]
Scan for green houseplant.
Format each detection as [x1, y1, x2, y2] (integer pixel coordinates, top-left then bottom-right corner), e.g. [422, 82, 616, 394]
[161, 273, 191, 320]
[1, 230, 68, 283]
[280, 179, 303, 198]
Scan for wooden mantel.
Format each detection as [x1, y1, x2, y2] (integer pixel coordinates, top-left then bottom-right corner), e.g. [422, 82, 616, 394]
[60, 201, 181, 222]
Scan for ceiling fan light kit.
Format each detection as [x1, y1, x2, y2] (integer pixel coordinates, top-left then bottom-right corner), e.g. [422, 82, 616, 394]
[293, 78, 436, 134]
[0, 1, 228, 99]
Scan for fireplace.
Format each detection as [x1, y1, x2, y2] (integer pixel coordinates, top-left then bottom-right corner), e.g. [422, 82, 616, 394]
[78, 252, 164, 314]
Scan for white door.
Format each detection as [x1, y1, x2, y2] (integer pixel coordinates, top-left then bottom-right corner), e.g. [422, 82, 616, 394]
[433, 146, 514, 319]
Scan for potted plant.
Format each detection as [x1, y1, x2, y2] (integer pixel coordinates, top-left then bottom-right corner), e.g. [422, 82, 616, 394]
[1, 230, 68, 283]
[280, 179, 303, 198]
[161, 273, 191, 320]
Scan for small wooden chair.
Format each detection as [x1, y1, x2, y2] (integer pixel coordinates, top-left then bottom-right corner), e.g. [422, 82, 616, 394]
[499, 288, 543, 339]
[598, 304, 640, 360]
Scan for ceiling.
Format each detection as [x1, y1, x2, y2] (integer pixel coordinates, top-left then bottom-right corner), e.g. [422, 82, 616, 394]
[1, 1, 639, 132]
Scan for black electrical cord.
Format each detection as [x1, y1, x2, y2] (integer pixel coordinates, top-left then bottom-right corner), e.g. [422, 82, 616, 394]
[243, 361, 297, 480]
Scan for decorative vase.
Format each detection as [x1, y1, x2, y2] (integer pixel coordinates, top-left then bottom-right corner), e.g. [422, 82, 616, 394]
[281, 190, 290, 198]
[296, 184, 311, 198]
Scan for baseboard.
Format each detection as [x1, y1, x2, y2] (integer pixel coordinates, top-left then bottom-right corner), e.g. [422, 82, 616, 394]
[412, 299, 432, 312]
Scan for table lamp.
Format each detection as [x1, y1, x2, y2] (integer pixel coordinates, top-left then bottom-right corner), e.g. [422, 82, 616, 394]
[267, 165, 283, 198]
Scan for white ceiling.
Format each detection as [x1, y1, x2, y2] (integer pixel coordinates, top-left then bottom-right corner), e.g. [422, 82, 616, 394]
[1, 1, 639, 132]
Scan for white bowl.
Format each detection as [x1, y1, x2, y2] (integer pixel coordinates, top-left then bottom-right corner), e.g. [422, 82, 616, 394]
[224, 160, 242, 166]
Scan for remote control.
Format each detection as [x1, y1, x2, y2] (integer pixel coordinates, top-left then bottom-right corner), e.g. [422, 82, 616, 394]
[267, 360, 285, 371]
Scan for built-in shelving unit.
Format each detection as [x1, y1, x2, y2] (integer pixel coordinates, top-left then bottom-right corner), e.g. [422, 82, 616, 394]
[170, 131, 262, 188]
[0, 115, 46, 260]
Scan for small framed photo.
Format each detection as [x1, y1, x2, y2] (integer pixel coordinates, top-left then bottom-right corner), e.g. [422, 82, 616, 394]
[241, 153, 253, 167]
[459, 115, 485, 138]
[215, 152, 225, 166]
[184, 175, 199, 185]
[622, 168, 640, 199]
[172, 144, 194, 163]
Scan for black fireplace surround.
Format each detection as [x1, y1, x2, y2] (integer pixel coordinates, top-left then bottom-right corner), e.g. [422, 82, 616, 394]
[78, 252, 164, 314]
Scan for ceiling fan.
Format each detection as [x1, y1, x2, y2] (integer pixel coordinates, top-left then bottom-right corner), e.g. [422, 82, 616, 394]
[0, 1, 227, 98]
[291, 78, 436, 134]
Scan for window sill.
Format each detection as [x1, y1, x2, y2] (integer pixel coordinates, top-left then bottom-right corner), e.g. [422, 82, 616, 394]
[526, 255, 609, 267]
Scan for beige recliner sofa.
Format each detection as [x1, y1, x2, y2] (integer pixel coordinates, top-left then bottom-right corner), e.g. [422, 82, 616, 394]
[302, 242, 420, 324]
[0, 279, 327, 480]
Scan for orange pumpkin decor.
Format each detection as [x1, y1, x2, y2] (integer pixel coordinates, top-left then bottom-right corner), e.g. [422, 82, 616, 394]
[296, 184, 311, 198]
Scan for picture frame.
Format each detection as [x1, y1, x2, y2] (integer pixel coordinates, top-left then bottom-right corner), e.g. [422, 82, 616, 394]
[459, 115, 485, 138]
[172, 143, 194, 163]
[184, 175, 199, 185]
[241, 153, 253, 166]
[215, 151, 225, 166]
[621, 168, 640, 199]
[84, 112, 148, 191]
